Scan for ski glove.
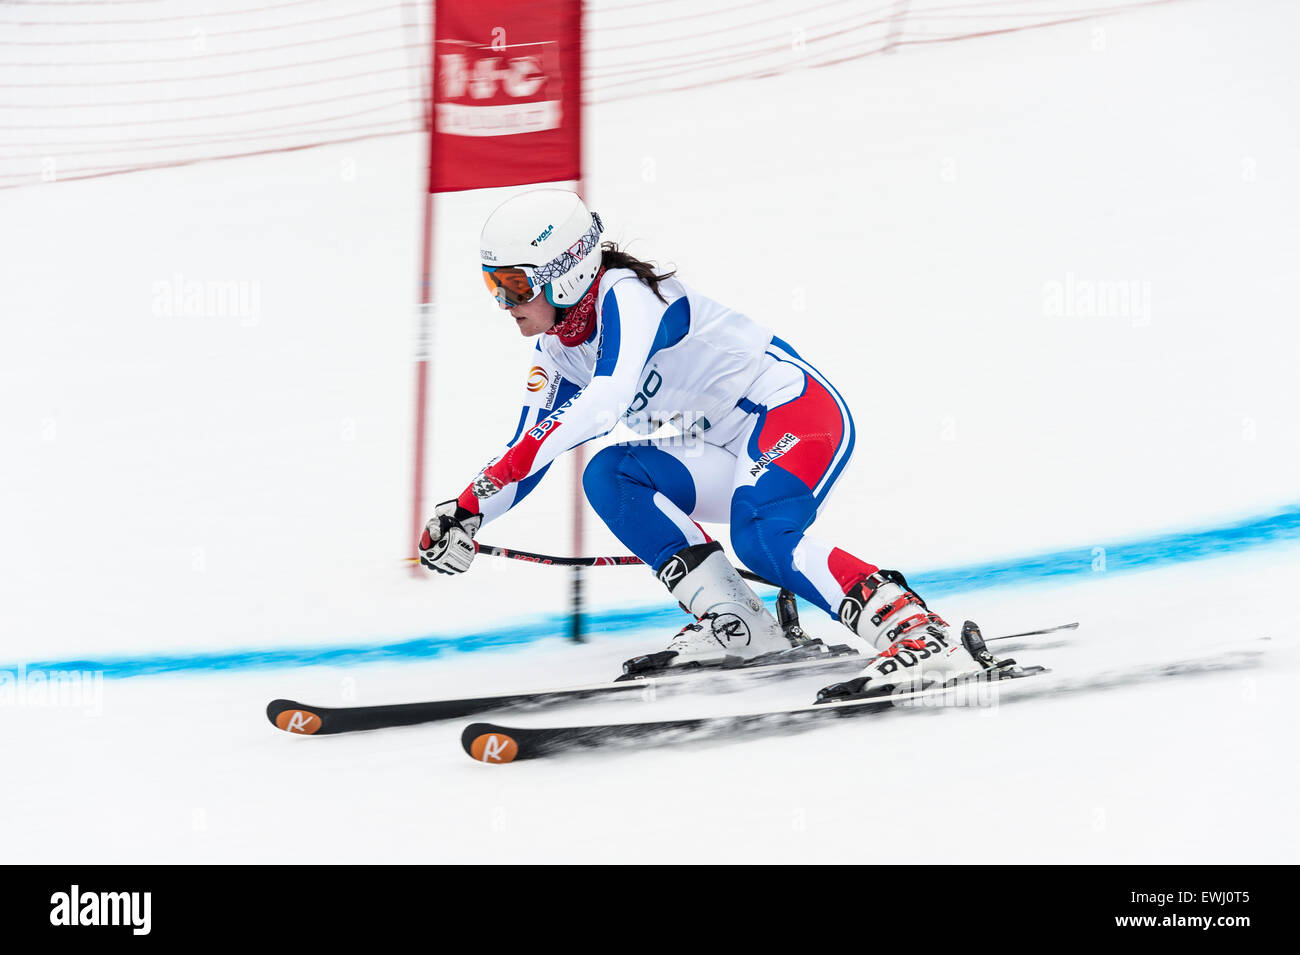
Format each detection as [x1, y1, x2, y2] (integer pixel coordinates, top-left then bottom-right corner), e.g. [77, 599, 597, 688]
[419, 500, 482, 575]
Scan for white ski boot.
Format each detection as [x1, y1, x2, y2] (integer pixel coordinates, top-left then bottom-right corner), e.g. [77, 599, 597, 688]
[622, 541, 794, 674]
[817, 569, 988, 701]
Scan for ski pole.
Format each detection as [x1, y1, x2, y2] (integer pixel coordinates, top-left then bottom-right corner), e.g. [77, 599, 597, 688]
[405, 551, 1078, 646]
[985, 621, 1079, 642]
[405, 542, 779, 587]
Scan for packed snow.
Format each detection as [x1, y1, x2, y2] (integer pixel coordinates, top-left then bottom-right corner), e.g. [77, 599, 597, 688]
[2, 0, 1297, 862]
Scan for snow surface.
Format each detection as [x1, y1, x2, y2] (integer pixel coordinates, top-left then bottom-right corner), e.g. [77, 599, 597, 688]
[2, 0, 1298, 862]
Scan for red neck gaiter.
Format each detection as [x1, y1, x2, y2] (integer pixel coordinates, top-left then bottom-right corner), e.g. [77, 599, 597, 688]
[546, 266, 606, 347]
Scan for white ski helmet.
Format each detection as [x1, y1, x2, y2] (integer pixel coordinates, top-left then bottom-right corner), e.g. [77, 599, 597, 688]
[479, 189, 604, 309]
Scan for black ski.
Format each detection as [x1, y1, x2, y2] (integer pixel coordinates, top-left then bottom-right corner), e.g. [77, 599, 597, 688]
[458, 635, 1272, 764]
[461, 664, 1050, 763]
[267, 621, 1077, 736]
[266, 645, 857, 736]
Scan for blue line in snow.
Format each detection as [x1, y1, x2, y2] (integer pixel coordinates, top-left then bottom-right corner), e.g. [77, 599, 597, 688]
[8, 503, 1300, 679]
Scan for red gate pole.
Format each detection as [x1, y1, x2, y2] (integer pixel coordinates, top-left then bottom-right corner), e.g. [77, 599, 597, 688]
[570, 0, 589, 640]
[409, 5, 439, 575]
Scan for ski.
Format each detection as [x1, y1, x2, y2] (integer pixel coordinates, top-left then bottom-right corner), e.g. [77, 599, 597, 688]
[458, 636, 1272, 764]
[461, 664, 1051, 763]
[266, 621, 1077, 736]
[266, 643, 858, 736]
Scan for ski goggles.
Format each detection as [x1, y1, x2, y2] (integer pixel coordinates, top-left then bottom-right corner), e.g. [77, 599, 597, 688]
[481, 264, 543, 309]
[480, 212, 604, 309]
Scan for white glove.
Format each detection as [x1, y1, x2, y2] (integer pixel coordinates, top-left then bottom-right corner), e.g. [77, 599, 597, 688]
[418, 500, 482, 575]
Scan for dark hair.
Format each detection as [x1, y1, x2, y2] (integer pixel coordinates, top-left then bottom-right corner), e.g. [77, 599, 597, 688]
[600, 242, 676, 303]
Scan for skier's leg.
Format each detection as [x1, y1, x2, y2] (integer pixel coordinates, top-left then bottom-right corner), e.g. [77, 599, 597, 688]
[731, 476, 948, 665]
[731, 342, 959, 641]
[735, 339, 981, 695]
[581, 439, 732, 571]
[583, 440, 791, 667]
[727, 343, 879, 616]
[731, 468, 881, 617]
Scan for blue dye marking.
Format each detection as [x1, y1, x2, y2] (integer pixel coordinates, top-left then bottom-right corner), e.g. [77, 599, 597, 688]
[9, 503, 1300, 678]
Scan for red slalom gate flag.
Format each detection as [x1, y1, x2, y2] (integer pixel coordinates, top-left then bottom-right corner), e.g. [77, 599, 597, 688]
[429, 0, 583, 193]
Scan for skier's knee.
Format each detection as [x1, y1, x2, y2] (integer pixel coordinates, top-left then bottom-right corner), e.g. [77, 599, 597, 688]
[585, 444, 698, 522]
[583, 444, 629, 491]
[730, 519, 783, 584]
[582, 445, 636, 518]
[731, 502, 801, 581]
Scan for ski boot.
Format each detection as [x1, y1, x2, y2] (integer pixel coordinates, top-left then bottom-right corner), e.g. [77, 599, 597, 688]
[621, 541, 795, 676]
[816, 570, 996, 702]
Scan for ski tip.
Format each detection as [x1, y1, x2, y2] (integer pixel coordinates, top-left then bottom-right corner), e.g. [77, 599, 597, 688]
[462, 723, 521, 764]
[266, 699, 324, 735]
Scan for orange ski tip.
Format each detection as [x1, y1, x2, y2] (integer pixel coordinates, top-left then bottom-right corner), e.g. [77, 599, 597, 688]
[275, 709, 322, 735]
[469, 732, 518, 763]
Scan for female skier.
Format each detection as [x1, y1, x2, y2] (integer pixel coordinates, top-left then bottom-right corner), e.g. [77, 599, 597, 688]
[418, 189, 982, 699]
